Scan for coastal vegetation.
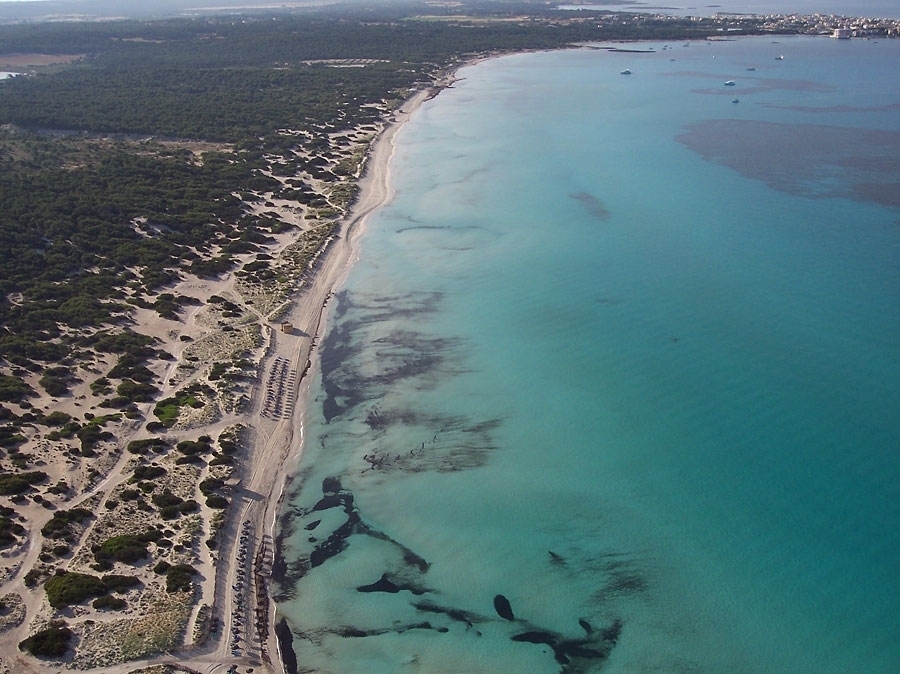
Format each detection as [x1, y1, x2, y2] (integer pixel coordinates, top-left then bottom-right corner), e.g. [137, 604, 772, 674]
[44, 570, 133, 609]
[18, 620, 73, 657]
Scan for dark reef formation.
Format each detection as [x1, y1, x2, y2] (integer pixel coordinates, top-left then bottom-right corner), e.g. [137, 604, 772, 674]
[283, 476, 430, 582]
[271, 288, 640, 672]
[274, 617, 298, 674]
[493, 594, 515, 621]
[319, 290, 456, 422]
[677, 119, 900, 211]
[274, 475, 626, 673]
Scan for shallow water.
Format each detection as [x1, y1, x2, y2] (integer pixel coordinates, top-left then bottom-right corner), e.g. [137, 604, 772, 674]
[276, 35, 900, 674]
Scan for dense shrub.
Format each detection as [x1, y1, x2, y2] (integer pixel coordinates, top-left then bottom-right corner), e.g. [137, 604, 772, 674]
[51, 544, 70, 557]
[47, 479, 69, 495]
[92, 595, 126, 610]
[176, 439, 212, 456]
[90, 377, 112, 396]
[151, 489, 182, 508]
[165, 564, 197, 593]
[0, 375, 34, 403]
[179, 499, 199, 515]
[39, 367, 73, 397]
[75, 415, 119, 451]
[115, 378, 160, 403]
[129, 465, 166, 482]
[199, 477, 224, 495]
[44, 571, 108, 608]
[0, 471, 47, 495]
[159, 505, 181, 520]
[38, 411, 72, 427]
[206, 494, 229, 509]
[18, 621, 72, 657]
[101, 574, 141, 592]
[41, 507, 93, 539]
[43, 570, 140, 608]
[92, 535, 150, 567]
[218, 436, 240, 455]
[0, 512, 25, 548]
[126, 438, 168, 455]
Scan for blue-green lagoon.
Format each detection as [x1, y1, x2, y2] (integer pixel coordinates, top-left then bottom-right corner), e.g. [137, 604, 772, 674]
[275, 36, 900, 674]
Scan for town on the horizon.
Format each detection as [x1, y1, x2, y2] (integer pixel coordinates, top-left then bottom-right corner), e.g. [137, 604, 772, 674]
[639, 9, 900, 37]
[0, 0, 899, 36]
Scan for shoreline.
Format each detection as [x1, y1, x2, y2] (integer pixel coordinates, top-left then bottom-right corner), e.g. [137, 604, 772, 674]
[254, 80, 447, 674]
[0, 49, 462, 672]
[0, 71, 455, 674]
[0, 71, 454, 674]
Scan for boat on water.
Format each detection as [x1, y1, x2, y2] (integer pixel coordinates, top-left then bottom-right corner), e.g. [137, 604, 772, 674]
[724, 80, 736, 86]
[746, 66, 756, 71]
[620, 68, 631, 75]
[732, 98, 739, 103]
[775, 54, 784, 60]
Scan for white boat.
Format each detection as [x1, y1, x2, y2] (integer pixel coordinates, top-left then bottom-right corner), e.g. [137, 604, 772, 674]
[775, 54, 784, 60]
[620, 69, 631, 75]
[724, 80, 736, 86]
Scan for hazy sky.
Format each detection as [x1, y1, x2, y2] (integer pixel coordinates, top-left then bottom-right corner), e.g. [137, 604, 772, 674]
[1, 0, 898, 19]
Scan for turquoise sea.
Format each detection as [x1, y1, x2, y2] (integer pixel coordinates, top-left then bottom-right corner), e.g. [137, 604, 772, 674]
[275, 35, 900, 674]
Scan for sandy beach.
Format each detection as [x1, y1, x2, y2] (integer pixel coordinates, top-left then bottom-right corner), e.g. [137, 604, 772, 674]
[0, 74, 449, 674]
[244, 83, 441, 673]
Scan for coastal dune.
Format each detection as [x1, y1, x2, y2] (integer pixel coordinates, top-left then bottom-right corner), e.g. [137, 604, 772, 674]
[0, 75, 443, 674]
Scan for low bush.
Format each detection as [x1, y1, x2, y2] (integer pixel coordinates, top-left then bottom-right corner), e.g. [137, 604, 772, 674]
[0, 513, 25, 548]
[0, 471, 47, 495]
[126, 438, 169, 455]
[165, 564, 197, 593]
[151, 489, 182, 508]
[130, 465, 166, 482]
[93, 535, 150, 566]
[44, 571, 108, 608]
[101, 574, 141, 592]
[18, 621, 72, 657]
[41, 507, 93, 539]
[206, 494, 229, 509]
[93, 595, 126, 610]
